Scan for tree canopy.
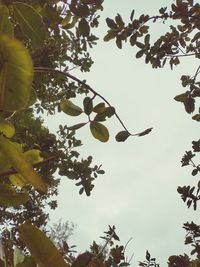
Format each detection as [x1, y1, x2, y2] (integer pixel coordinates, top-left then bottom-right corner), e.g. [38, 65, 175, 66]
[0, 0, 199, 266]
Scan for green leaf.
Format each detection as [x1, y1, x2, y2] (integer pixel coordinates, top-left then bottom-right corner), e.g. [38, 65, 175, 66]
[137, 127, 153, 137]
[13, 2, 46, 49]
[0, 119, 15, 138]
[0, 184, 28, 207]
[26, 87, 37, 107]
[0, 5, 13, 36]
[93, 102, 106, 113]
[192, 114, 200, 121]
[0, 142, 22, 172]
[78, 18, 90, 37]
[115, 14, 124, 28]
[16, 256, 36, 267]
[9, 174, 28, 188]
[60, 99, 83, 116]
[130, 9, 135, 21]
[83, 97, 93, 115]
[174, 93, 188, 103]
[0, 135, 47, 192]
[115, 131, 130, 142]
[104, 30, 118, 42]
[19, 223, 70, 267]
[24, 149, 43, 164]
[0, 35, 33, 111]
[106, 18, 117, 29]
[116, 35, 122, 49]
[136, 50, 144, 58]
[67, 123, 86, 130]
[90, 121, 109, 142]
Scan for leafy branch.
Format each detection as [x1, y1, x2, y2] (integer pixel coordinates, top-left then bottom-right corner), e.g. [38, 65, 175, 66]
[34, 67, 153, 140]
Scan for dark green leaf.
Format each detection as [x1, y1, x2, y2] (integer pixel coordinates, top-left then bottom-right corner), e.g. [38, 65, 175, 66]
[116, 35, 122, 49]
[115, 14, 124, 28]
[104, 30, 118, 41]
[115, 131, 130, 142]
[136, 50, 144, 58]
[130, 9, 135, 21]
[90, 121, 109, 142]
[83, 97, 93, 115]
[130, 34, 137, 46]
[174, 93, 188, 103]
[78, 18, 90, 37]
[137, 128, 153, 137]
[106, 18, 117, 29]
[67, 123, 86, 130]
[184, 97, 195, 114]
[60, 99, 83, 116]
[93, 102, 106, 113]
[192, 114, 200, 121]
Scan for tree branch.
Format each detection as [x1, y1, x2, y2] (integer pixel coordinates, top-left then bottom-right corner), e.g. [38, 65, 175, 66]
[34, 67, 131, 133]
[34, 67, 153, 137]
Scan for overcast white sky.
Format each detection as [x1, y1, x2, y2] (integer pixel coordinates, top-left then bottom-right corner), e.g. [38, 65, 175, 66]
[45, 1, 200, 266]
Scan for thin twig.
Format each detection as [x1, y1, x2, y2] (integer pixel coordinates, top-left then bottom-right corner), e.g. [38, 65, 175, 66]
[97, 231, 115, 258]
[167, 52, 200, 59]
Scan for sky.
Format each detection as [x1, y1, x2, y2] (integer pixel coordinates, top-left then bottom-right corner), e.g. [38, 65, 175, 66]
[45, 1, 200, 266]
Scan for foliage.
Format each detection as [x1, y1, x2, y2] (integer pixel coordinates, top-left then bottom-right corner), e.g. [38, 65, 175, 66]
[0, 0, 199, 266]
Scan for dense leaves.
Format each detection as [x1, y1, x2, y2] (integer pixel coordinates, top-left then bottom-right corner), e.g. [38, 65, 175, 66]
[0, 0, 199, 266]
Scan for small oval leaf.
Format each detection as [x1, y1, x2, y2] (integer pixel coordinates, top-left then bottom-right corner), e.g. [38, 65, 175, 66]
[192, 114, 200, 121]
[90, 121, 109, 142]
[93, 102, 106, 113]
[115, 131, 130, 142]
[60, 99, 83, 116]
[83, 97, 93, 115]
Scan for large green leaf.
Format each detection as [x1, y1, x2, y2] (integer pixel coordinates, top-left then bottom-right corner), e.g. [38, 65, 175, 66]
[13, 2, 46, 49]
[19, 223, 70, 267]
[60, 99, 83, 116]
[0, 118, 15, 138]
[0, 5, 13, 36]
[0, 35, 33, 111]
[0, 135, 47, 192]
[0, 184, 28, 207]
[90, 121, 109, 142]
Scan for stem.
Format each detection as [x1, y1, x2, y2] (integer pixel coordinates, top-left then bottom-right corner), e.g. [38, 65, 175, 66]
[167, 52, 200, 59]
[34, 67, 131, 133]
